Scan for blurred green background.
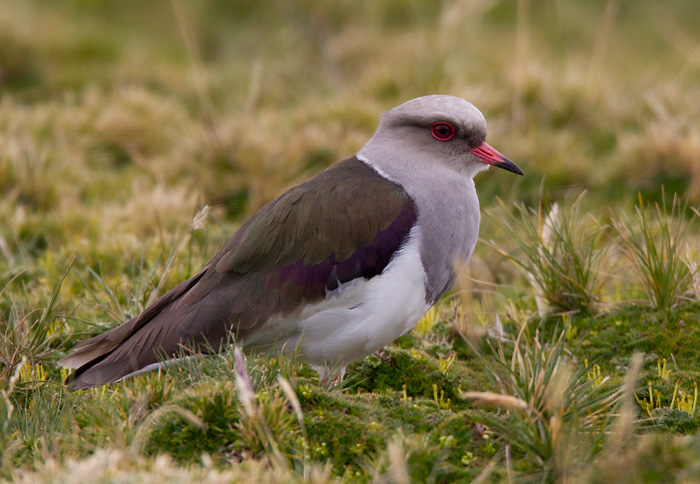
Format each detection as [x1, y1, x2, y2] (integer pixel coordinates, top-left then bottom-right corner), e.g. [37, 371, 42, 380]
[2, 0, 700, 219]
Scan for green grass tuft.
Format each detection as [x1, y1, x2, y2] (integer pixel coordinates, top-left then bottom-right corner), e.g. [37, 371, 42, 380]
[611, 193, 696, 310]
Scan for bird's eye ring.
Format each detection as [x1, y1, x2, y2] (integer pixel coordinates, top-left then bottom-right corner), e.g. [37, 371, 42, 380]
[431, 122, 455, 141]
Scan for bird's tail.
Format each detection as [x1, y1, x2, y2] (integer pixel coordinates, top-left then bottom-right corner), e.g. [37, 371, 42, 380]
[59, 267, 210, 390]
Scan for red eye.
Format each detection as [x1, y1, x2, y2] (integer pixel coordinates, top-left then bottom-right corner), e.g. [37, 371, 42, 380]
[431, 122, 455, 141]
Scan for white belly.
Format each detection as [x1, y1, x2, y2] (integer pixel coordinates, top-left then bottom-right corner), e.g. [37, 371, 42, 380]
[245, 227, 430, 367]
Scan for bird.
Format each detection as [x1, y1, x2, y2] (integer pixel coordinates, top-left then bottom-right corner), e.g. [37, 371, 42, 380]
[59, 95, 523, 390]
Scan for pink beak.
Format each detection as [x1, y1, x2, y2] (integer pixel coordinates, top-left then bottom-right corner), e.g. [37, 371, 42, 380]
[468, 142, 523, 175]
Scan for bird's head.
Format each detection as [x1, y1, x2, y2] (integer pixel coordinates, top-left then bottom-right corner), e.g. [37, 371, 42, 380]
[360, 95, 523, 179]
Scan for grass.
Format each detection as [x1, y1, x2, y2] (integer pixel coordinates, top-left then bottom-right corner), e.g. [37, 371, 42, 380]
[2, 0, 700, 482]
[611, 193, 696, 310]
[465, 328, 624, 481]
[486, 193, 607, 315]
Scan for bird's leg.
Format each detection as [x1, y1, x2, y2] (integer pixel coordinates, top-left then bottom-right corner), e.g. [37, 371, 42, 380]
[328, 366, 347, 388]
[315, 365, 346, 388]
[315, 365, 330, 386]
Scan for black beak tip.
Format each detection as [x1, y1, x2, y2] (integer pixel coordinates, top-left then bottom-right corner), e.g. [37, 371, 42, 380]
[497, 157, 524, 176]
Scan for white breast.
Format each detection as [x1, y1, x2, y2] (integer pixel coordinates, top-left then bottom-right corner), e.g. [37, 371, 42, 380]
[245, 226, 430, 368]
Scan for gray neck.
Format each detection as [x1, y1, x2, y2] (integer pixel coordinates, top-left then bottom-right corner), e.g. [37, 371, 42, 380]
[357, 147, 481, 303]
